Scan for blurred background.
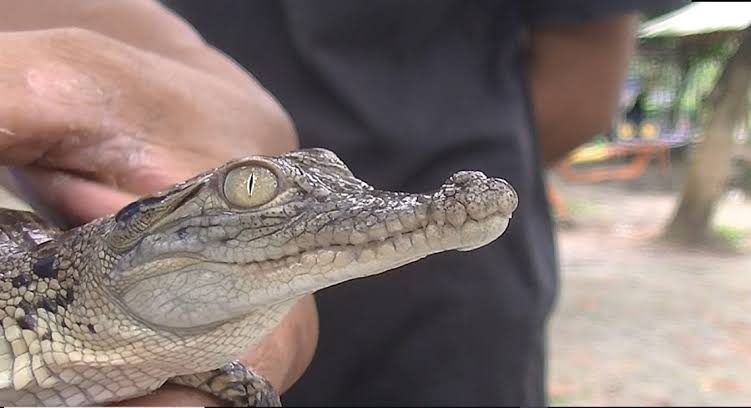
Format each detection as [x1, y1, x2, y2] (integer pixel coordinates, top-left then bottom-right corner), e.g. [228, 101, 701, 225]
[547, 2, 751, 405]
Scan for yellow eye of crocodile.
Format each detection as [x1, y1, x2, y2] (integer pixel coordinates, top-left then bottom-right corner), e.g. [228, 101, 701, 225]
[224, 166, 278, 207]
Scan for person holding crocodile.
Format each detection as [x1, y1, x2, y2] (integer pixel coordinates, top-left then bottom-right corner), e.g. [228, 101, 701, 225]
[0, 0, 682, 406]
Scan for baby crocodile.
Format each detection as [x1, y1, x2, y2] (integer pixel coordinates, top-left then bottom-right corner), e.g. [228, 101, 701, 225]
[0, 148, 517, 406]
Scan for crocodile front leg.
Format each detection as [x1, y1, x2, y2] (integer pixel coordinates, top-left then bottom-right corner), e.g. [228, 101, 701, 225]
[169, 361, 281, 407]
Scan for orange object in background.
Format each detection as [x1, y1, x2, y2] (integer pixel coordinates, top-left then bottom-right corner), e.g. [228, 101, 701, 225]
[555, 142, 671, 183]
[545, 180, 570, 221]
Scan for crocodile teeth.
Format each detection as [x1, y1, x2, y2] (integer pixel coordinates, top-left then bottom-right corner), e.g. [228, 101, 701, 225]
[333, 251, 354, 267]
[317, 250, 335, 266]
[393, 233, 412, 253]
[358, 248, 376, 263]
[376, 241, 396, 258]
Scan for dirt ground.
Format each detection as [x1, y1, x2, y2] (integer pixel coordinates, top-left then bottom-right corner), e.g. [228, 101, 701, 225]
[548, 171, 751, 406]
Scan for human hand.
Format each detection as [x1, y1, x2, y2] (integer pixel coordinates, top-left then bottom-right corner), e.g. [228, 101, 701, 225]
[117, 296, 319, 406]
[0, 28, 317, 404]
[0, 27, 297, 224]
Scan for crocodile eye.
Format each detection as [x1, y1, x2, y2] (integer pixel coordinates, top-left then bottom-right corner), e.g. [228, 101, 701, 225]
[224, 166, 278, 208]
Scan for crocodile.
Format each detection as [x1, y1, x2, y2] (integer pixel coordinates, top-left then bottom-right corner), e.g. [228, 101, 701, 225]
[0, 148, 517, 406]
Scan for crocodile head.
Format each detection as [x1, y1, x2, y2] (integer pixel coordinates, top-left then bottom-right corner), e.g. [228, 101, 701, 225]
[98, 148, 517, 331]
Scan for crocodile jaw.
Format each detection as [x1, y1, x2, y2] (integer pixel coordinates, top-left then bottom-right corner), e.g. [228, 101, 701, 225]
[109, 150, 518, 331]
[117, 205, 511, 331]
[241, 213, 510, 305]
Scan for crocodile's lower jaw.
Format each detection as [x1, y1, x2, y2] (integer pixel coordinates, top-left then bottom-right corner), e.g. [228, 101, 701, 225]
[247, 213, 511, 305]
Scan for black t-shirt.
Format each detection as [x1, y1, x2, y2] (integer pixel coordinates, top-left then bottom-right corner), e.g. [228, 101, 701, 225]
[163, 1, 682, 405]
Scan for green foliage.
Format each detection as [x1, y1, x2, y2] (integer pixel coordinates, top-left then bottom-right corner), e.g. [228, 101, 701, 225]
[712, 224, 748, 252]
[678, 60, 722, 119]
[629, 36, 740, 126]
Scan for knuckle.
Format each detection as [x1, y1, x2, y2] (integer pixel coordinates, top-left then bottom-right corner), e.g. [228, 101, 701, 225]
[21, 28, 126, 107]
[36, 27, 109, 65]
[41, 27, 106, 48]
[39, 27, 130, 65]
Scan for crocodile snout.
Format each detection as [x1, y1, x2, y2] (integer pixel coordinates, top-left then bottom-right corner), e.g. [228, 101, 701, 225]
[437, 170, 518, 222]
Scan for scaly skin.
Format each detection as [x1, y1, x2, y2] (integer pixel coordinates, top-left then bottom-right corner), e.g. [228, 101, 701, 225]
[0, 148, 517, 406]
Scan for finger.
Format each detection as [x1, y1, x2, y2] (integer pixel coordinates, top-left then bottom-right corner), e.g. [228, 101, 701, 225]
[0, 29, 187, 185]
[0, 31, 112, 162]
[11, 166, 139, 226]
[239, 295, 319, 393]
[112, 383, 219, 407]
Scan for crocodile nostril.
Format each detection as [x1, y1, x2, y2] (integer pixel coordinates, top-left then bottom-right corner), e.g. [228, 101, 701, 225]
[447, 170, 486, 186]
[442, 175, 518, 219]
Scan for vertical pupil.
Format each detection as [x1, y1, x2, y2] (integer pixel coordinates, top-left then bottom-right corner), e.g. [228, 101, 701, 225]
[247, 173, 255, 196]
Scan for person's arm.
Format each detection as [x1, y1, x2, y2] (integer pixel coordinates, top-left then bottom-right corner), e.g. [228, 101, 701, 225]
[0, 0, 317, 404]
[527, 13, 639, 166]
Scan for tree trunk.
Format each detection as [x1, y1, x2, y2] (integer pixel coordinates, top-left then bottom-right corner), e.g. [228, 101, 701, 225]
[665, 28, 751, 244]
[668, 49, 691, 129]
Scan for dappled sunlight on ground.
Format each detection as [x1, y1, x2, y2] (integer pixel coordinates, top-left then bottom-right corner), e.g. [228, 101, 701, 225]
[549, 174, 751, 405]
